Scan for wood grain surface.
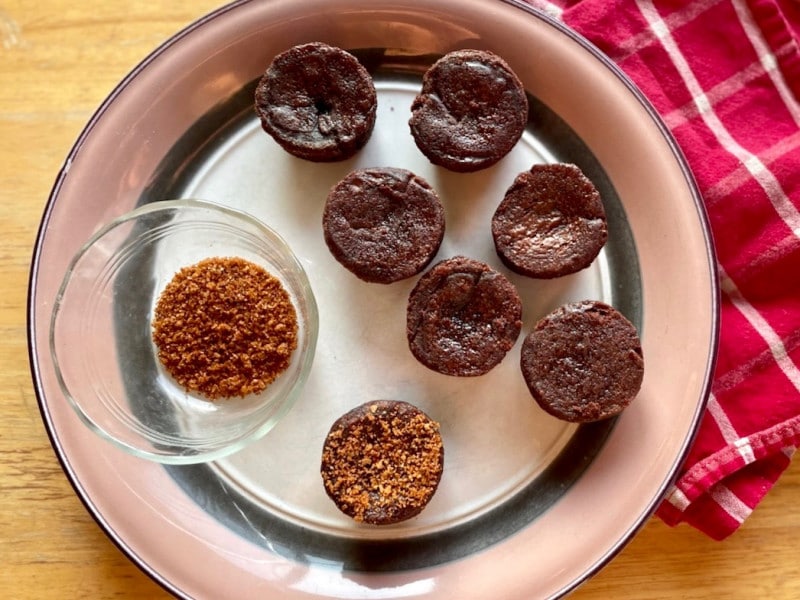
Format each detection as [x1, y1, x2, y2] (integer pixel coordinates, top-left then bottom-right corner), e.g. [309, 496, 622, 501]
[2, 1, 799, 598]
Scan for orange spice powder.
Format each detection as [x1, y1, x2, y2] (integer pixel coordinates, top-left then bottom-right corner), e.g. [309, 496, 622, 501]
[321, 401, 444, 524]
[152, 257, 298, 399]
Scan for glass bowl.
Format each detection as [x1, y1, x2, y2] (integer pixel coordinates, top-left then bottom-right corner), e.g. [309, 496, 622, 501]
[49, 199, 318, 464]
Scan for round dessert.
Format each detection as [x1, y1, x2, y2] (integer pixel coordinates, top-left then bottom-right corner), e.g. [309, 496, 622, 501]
[254, 42, 377, 162]
[323, 167, 445, 283]
[320, 400, 445, 525]
[520, 300, 644, 423]
[492, 163, 608, 279]
[409, 49, 528, 172]
[406, 256, 522, 376]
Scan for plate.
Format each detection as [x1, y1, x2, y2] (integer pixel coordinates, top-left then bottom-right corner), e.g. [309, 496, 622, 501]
[28, 0, 719, 598]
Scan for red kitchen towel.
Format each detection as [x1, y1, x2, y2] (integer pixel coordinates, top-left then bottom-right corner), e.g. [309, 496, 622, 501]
[525, 0, 800, 539]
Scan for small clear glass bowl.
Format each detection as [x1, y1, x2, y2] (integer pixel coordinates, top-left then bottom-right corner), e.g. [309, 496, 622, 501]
[49, 199, 318, 464]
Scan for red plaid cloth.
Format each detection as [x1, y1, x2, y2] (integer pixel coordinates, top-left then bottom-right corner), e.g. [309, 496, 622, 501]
[526, 0, 800, 539]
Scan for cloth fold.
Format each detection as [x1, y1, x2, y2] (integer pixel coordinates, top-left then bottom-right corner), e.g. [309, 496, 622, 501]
[526, 0, 800, 539]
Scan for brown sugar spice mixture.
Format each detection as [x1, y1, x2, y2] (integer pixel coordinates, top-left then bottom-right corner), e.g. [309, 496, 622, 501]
[321, 400, 444, 525]
[152, 257, 298, 399]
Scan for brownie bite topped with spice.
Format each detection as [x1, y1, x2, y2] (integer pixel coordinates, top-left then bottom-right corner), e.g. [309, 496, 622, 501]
[406, 256, 522, 376]
[321, 400, 444, 525]
[492, 163, 608, 279]
[409, 49, 528, 172]
[254, 42, 377, 162]
[323, 167, 446, 283]
[520, 300, 644, 423]
[151, 257, 298, 399]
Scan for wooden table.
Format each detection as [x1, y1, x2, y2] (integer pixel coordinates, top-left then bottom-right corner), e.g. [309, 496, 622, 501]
[2, 1, 798, 598]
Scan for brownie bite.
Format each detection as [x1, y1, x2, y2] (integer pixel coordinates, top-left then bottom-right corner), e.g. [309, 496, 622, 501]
[320, 400, 444, 525]
[323, 167, 445, 283]
[254, 42, 377, 162]
[407, 256, 522, 376]
[520, 300, 644, 423]
[409, 49, 528, 172]
[492, 163, 608, 279]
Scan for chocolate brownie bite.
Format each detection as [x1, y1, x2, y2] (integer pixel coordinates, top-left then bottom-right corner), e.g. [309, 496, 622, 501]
[254, 42, 377, 162]
[323, 167, 445, 283]
[320, 400, 445, 525]
[492, 163, 608, 279]
[409, 49, 528, 172]
[407, 256, 522, 376]
[520, 301, 644, 423]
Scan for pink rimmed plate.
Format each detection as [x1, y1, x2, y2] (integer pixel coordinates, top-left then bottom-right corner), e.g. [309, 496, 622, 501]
[28, 0, 718, 598]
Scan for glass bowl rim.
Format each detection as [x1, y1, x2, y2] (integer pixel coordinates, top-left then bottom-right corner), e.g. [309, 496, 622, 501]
[48, 198, 320, 464]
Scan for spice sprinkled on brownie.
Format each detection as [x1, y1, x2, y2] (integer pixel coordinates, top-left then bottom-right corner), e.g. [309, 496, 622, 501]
[152, 257, 298, 399]
[321, 400, 444, 525]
